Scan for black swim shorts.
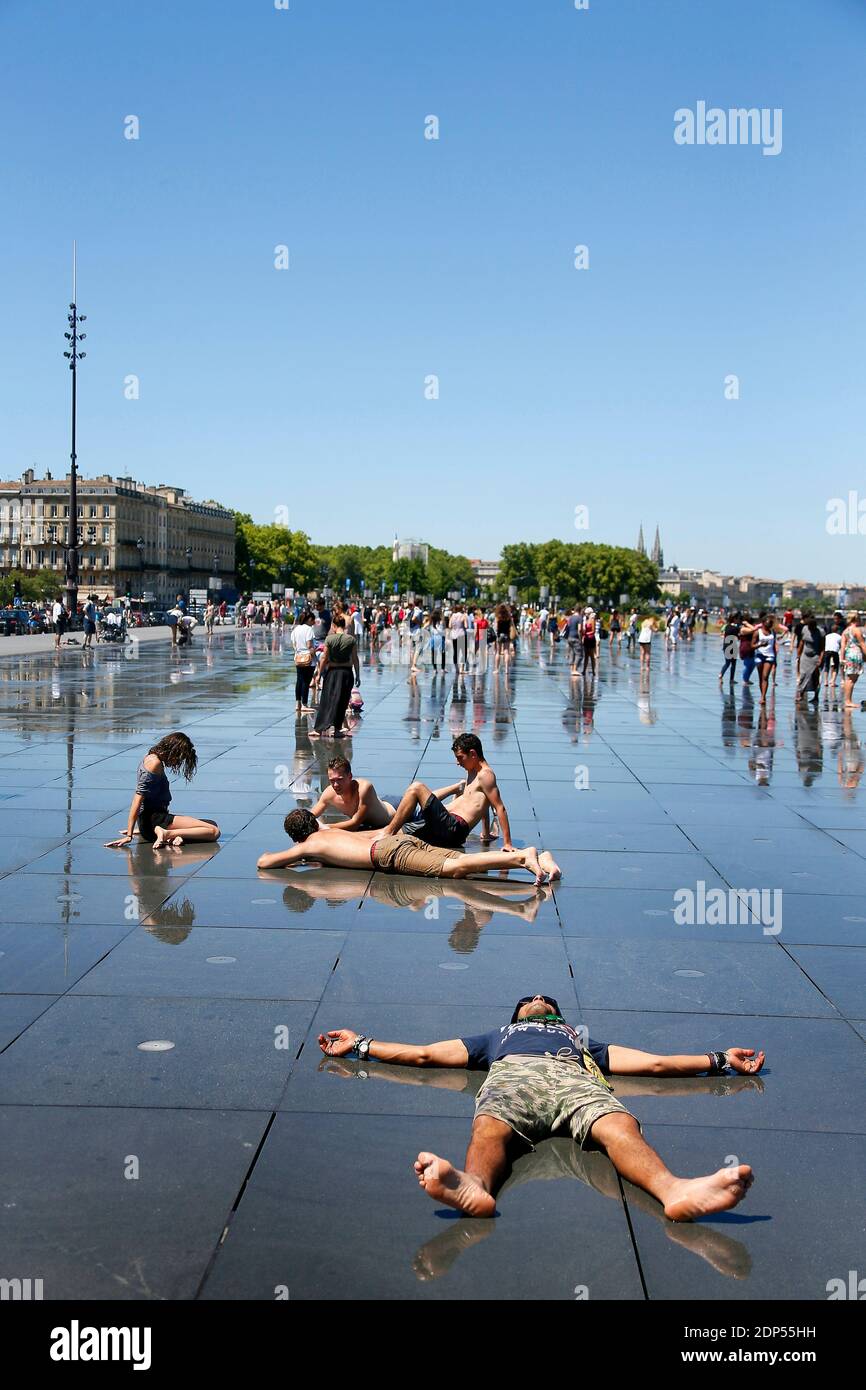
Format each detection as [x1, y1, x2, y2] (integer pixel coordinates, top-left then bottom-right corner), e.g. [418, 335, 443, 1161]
[402, 792, 470, 849]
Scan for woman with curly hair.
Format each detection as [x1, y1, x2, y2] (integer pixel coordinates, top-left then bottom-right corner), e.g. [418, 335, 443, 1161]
[104, 732, 220, 850]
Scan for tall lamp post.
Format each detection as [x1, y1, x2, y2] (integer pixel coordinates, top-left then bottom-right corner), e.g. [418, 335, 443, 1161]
[136, 537, 145, 603]
[62, 242, 86, 616]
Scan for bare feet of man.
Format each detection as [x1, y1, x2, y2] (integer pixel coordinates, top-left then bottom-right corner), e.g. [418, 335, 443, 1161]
[414, 1152, 496, 1217]
[664, 1165, 754, 1222]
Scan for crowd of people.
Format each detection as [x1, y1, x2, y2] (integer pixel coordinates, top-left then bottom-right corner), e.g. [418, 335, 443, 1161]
[718, 607, 866, 708]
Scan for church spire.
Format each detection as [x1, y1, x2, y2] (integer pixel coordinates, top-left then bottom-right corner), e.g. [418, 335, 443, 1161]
[651, 526, 663, 568]
[636, 524, 646, 556]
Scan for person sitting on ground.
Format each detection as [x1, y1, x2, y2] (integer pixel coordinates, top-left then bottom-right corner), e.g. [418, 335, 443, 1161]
[309, 755, 396, 831]
[257, 809, 560, 884]
[382, 732, 514, 852]
[319, 993, 764, 1222]
[104, 732, 220, 850]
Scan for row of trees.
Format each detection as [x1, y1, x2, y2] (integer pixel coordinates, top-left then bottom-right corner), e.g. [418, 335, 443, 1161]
[498, 541, 660, 607]
[233, 516, 477, 599]
[233, 515, 661, 608]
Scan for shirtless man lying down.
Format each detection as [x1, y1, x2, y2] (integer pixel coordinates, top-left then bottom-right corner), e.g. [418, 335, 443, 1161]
[257, 810, 562, 885]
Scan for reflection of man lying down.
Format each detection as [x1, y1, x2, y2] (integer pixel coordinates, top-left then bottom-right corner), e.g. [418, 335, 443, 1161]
[257, 810, 562, 885]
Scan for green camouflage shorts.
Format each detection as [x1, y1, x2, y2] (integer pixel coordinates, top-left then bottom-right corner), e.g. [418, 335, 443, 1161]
[475, 1054, 633, 1149]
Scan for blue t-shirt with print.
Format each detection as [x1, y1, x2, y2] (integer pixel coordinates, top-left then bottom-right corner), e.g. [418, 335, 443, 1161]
[461, 1020, 609, 1073]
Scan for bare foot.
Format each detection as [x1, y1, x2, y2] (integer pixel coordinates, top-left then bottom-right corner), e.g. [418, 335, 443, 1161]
[664, 1165, 754, 1222]
[414, 1152, 496, 1217]
[522, 845, 544, 885]
[538, 850, 562, 882]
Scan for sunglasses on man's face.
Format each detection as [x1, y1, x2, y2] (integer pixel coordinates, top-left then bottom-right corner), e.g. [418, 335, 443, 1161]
[514, 995, 559, 1013]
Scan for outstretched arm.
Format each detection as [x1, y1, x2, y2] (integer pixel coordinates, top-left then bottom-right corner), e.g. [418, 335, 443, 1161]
[104, 792, 143, 847]
[607, 1045, 765, 1076]
[257, 844, 311, 870]
[318, 1029, 469, 1067]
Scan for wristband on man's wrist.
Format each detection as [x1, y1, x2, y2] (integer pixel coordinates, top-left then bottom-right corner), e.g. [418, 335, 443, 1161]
[353, 1035, 372, 1060]
[706, 1050, 728, 1074]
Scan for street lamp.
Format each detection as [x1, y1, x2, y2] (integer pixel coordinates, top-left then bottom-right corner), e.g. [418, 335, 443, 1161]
[136, 537, 144, 601]
[61, 242, 86, 617]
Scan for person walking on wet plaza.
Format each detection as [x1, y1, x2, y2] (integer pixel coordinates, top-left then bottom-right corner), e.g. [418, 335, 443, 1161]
[318, 994, 763, 1221]
[51, 596, 67, 649]
[795, 612, 824, 704]
[81, 595, 97, 650]
[719, 611, 741, 686]
[841, 612, 866, 709]
[290, 607, 316, 714]
[311, 613, 360, 738]
[638, 614, 655, 670]
[823, 622, 841, 693]
[738, 613, 758, 686]
[104, 732, 220, 850]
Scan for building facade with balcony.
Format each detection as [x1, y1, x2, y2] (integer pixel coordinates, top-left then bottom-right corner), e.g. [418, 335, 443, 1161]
[0, 470, 235, 605]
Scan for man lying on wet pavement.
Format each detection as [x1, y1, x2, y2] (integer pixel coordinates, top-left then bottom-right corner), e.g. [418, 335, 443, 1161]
[318, 993, 765, 1222]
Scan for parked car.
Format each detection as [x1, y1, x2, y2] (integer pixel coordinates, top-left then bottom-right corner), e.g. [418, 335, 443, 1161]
[0, 608, 30, 636]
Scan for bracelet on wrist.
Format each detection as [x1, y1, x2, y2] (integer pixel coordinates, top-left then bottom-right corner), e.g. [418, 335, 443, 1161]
[706, 1050, 728, 1074]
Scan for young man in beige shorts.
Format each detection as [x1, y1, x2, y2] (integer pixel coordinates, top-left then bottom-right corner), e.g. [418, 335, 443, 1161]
[257, 810, 561, 884]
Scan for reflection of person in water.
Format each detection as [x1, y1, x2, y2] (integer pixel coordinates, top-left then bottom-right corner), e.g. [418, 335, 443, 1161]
[792, 704, 823, 787]
[266, 866, 550, 947]
[837, 708, 864, 793]
[411, 1140, 755, 1286]
[748, 707, 780, 788]
[319, 993, 763, 1223]
[108, 840, 202, 944]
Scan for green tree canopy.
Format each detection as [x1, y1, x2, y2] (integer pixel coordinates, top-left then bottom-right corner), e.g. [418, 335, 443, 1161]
[233, 513, 319, 594]
[499, 541, 659, 606]
[0, 568, 62, 606]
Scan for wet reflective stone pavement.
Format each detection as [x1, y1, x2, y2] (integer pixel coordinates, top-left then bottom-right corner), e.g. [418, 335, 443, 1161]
[0, 630, 863, 1300]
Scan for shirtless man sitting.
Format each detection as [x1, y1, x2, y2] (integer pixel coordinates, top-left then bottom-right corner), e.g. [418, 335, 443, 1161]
[309, 756, 395, 831]
[257, 810, 561, 885]
[383, 733, 514, 852]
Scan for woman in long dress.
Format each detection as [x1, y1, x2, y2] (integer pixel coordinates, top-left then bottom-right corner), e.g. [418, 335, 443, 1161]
[311, 615, 361, 738]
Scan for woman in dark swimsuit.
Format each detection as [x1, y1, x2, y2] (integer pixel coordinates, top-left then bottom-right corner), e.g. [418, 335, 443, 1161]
[104, 732, 220, 850]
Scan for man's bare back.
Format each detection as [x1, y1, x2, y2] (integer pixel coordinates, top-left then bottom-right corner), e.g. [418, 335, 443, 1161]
[257, 815, 560, 883]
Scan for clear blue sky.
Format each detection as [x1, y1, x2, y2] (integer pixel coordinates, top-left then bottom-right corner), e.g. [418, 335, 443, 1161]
[2, 0, 864, 580]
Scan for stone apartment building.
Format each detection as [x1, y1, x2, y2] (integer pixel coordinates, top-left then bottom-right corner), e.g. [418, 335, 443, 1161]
[0, 470, 235, 605]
